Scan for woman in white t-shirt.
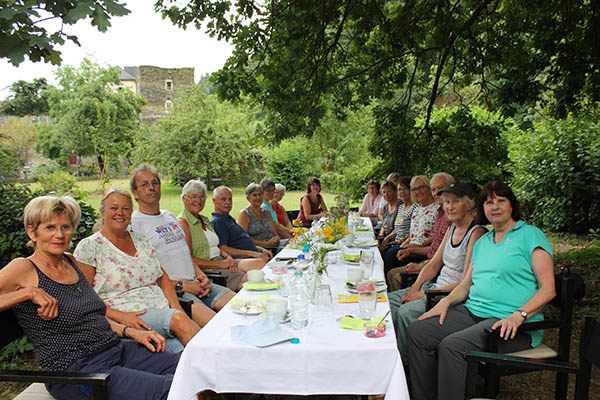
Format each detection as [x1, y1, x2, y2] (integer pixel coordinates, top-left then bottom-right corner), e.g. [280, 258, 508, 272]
[177, 180, 264, 291]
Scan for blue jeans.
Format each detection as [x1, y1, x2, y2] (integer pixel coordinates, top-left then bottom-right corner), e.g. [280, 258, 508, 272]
[136, 307, 184, 353]
[47, 341, 181, 400]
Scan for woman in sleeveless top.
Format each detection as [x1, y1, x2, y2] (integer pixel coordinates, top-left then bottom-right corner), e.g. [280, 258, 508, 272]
[178, 180, 264, 291]
[387, 183, 486, 360]
[0, 195, 180, 400]
[237, 183, 280, 249]
[298, 176, 328, 227]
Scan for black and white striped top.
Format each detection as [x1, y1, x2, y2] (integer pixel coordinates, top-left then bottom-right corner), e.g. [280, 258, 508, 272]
[12, 256, 119, 371]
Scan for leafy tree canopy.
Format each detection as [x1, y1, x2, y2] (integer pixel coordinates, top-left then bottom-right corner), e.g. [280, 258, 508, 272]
[38, 58, 145, 179]
[0, 78, 51, 116]
[156, 0, 600, 138]
[0, 0, 130, 66]
[132, 88, 261, 187]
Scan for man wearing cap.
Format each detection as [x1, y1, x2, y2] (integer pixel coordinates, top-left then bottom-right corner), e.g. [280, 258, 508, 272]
[387, 172, 454, 290]
[388, 182, 486, 361]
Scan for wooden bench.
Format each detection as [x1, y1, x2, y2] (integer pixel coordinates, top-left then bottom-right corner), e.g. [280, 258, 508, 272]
[0, 309, 109, 400]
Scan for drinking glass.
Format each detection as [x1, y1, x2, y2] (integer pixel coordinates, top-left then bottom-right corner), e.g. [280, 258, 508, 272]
[356, 280, 377, 319]
[317, 284, 333, 310]
[360, 250, 375, 280]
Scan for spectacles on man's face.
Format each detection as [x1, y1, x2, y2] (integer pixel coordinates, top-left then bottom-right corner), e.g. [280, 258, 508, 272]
[411, 185, 427, 193]
[186, 194, 207, 201]
[137, 180, 160, 189]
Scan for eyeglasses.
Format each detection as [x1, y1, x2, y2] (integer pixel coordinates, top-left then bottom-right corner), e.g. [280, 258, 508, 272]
[186, 194, 207, 201]
[137, 180, 160, 189]
[411, 185, 427, 192]
[398, 187, 409, 192]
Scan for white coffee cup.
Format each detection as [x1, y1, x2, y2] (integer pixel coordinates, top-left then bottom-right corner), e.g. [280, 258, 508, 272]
[266, 298, 288, 321]
[247, 270, 265, 283]
[347, 268, 364, 282]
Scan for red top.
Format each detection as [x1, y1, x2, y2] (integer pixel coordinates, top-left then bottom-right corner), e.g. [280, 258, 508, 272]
[298, 194, 323, 227]
[274, 202, 285, 225]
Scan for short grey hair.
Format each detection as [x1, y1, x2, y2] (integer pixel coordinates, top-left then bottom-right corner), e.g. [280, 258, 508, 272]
[260, 177, 275, 190]
[182, 180, 207, 198]
[245, 182, 262, 197]
[213, 185, 232, 198]
[431, 172, 455, 186]
[275, 183, 286, 192]
[130, 163, 160, 191]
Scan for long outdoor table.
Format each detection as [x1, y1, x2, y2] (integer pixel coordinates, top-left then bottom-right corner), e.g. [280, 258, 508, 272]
[167, 218, 409, 400]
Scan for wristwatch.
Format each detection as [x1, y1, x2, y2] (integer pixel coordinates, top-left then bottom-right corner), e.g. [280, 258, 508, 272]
[516, 309, 527, 320]
[175, 280, 183, 295]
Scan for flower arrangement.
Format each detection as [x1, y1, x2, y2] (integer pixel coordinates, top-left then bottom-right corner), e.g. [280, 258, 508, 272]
[311, 242, 338, 275]
[291, 226, 312, 246]
[314, 216, 351, 244]
[292, 218, 303, 227]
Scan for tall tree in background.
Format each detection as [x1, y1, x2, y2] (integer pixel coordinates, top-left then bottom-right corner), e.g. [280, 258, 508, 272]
[0, 78, 51, 116]
[132, 88, 260, 187]
[0, 0, 130, 66]
[38, 58, 145, 181]
[0, 117, 39, 167]
[156, 0, 599, 137]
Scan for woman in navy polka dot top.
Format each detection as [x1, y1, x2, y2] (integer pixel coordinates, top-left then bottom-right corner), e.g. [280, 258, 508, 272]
[0, 196, 181, 400]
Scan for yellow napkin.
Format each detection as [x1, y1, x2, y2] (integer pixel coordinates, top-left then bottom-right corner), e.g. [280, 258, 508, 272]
[337, 293, 388, 303]
[340, 315, 387, 330]
[243, 282, 280, 290]
[231, 295, 271, 305]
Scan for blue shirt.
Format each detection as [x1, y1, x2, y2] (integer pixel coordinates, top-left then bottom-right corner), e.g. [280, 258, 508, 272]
[261, 200, 279, 225]
[211, 212, 259, 252]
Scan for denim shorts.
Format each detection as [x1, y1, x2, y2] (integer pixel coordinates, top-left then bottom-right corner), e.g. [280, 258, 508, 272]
[180, 283, 229, 309]
[136, 307, 184, 353]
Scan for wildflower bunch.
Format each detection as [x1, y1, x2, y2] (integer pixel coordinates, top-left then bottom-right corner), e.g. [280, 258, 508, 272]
[314, 216, 351, 244]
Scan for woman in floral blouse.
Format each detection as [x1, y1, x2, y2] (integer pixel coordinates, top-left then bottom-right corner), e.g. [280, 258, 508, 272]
[383, 175, 438, 274]
[74, 188, 202, 352]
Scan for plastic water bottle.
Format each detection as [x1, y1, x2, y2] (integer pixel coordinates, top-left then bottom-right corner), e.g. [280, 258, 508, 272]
[290, 271, 309, 330]
[296, 253, 307, 272]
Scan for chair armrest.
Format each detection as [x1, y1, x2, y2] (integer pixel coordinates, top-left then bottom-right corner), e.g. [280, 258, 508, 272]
[399, 271, 419, 289]
[178, 298, 193, 318]
[205, 272, 227, 288]
[484, 319, 566, 352]
[465, 350, 579, 375]
[424, 289, 451, 311]
[0, 370, 109, 385]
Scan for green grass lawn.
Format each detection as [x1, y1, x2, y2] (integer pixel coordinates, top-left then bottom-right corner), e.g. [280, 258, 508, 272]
[70, 178, 342, 218]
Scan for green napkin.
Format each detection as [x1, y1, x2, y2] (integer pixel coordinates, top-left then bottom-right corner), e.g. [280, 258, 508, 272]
[231, 295, 271, 305]
[342, 253, 360, 262]
[355, 228, 371, 232]
[285, 245, 299, 249]
[340, 315, 386, 330]
[243, 282, 280, 290]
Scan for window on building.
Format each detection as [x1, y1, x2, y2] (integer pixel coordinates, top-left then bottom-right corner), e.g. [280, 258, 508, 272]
[165, 79, 173, 91]
[165, 100, 173, 112]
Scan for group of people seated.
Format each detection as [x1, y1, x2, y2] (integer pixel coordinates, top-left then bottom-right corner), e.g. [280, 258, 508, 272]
[364, 173, 555, 399]
[0, 163, 556, 400]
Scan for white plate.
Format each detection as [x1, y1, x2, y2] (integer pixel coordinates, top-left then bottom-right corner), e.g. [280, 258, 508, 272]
[346, 282, 388, 294]
[354, 240, 378, 248]
[343, 260, 361, 266]
[259, 311, 291, 323]
[231, 301, 267, 315]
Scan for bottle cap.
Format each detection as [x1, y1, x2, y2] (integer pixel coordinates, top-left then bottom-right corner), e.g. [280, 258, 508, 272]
[294, 271, 302, 276]
[297, 254, 305, 260]
[290, 338, 300, 344]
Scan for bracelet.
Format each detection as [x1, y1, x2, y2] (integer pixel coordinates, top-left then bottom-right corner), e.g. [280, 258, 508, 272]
[121, 325, 130, 338]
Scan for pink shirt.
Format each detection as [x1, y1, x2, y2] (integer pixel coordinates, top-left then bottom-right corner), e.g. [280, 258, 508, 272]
[360, 193, 385, 226]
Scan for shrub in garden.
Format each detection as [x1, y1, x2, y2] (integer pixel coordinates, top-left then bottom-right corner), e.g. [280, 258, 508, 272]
[508, 105, 600, 232]
[0, 179, 98, 268]
[263, 136, 319, 191]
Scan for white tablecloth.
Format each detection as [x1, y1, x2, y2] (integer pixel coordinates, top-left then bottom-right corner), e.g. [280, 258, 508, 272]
[168, 218, 409, 400]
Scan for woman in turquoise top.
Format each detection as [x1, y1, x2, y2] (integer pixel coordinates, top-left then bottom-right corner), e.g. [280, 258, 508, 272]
[406, 181, 556, 400]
